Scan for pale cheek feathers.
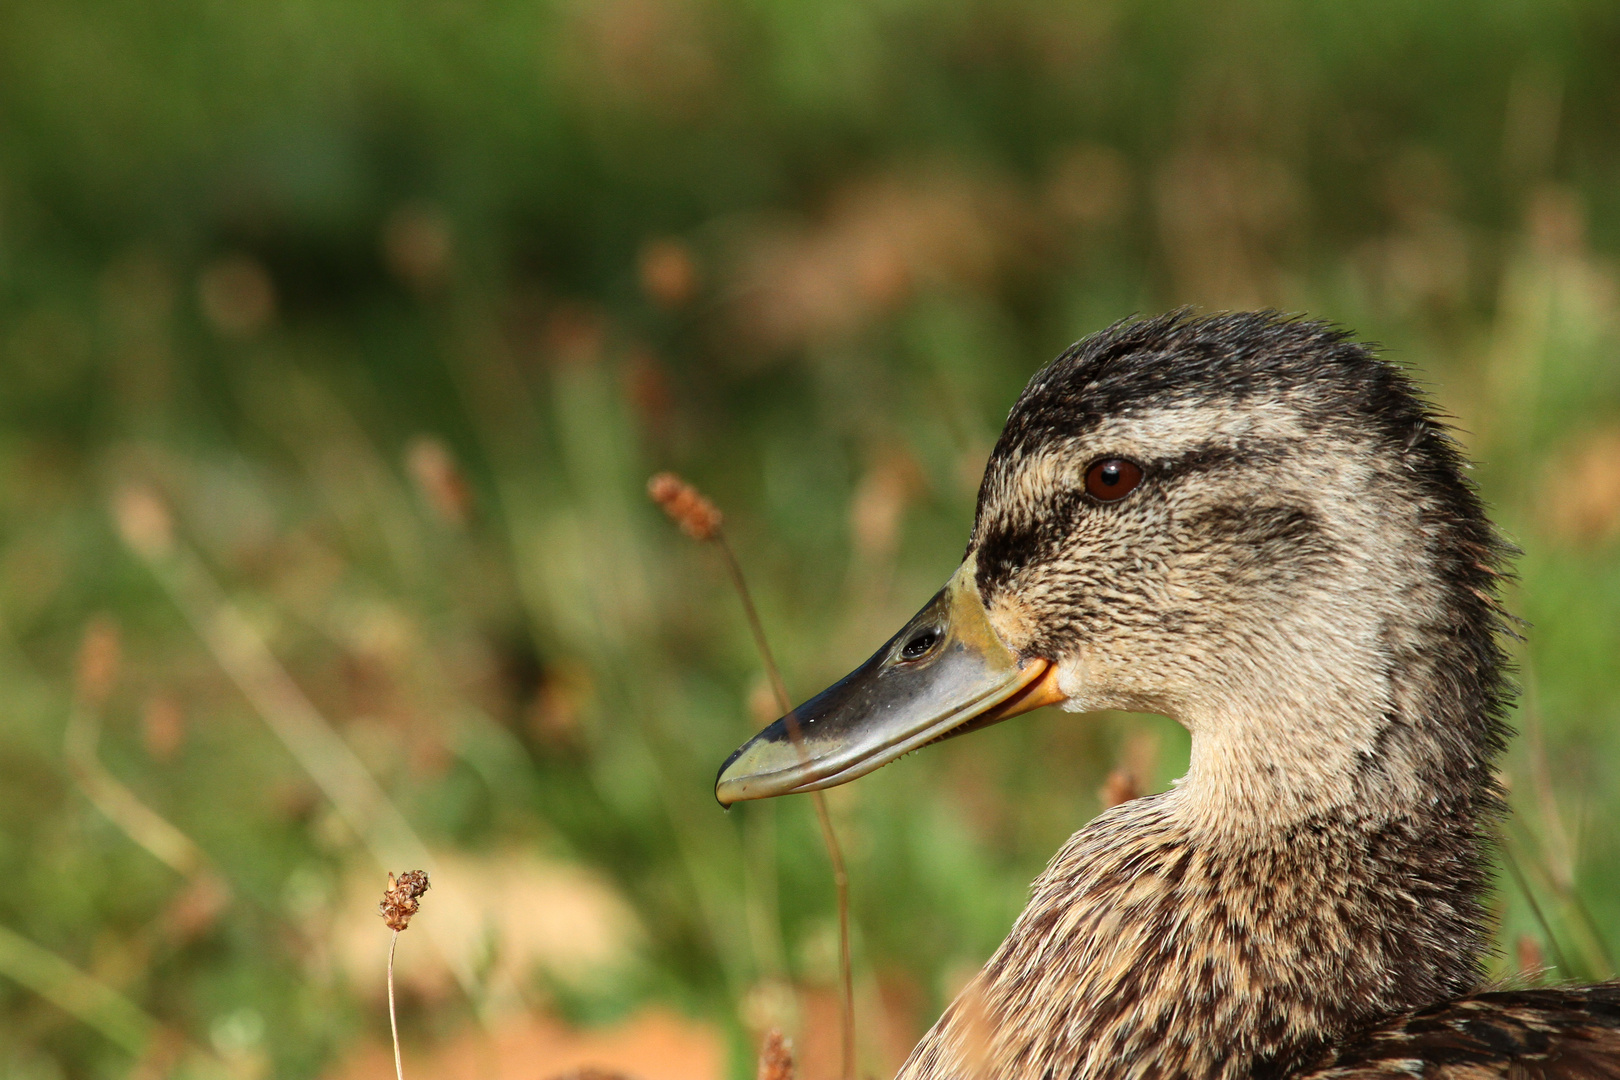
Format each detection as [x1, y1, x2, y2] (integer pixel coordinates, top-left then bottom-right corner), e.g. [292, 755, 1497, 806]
[985, 592, 1042, 655]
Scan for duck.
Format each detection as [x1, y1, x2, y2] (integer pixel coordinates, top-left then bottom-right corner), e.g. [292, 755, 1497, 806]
[714, 311, 1620, 1079]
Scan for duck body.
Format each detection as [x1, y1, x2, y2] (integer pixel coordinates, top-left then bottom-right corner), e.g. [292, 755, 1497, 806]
[716, 312, 1620, 1079]
[911, 798, 1483, 1079]
[908, 795, 1620, 1080]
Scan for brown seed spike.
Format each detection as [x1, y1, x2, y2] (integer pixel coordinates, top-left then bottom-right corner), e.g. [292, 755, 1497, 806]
[756, 1029, 795, 1080]
[1516, 933, 1545, 979]
[1098, 768, 1140, 809]
[648, 472, 723, 541]
[75, 616, 123, 709]
[378, 870, 431, 932]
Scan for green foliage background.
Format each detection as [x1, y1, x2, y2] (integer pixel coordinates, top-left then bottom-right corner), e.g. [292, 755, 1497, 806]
[1, 1, 1618, 1076]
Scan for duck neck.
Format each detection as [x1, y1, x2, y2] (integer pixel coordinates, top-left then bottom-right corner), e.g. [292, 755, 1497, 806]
[903, 650, 1508, 1080]
[1174, 671, 1500, 835]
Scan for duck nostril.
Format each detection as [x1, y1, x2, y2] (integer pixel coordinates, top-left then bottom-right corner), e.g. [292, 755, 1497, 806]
[901, 629, 940, 660]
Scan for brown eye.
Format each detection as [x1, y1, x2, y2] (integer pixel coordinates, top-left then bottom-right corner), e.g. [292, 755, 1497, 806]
[1084, 458, 1143, 502]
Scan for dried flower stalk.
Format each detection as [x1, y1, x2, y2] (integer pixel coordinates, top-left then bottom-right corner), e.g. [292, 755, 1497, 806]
[1098, 769, 1139, 810]
[647, 472, 722, 541]
[756, 1028, 795, 1080]
[1517, 933, 1545, 981]
[379, 870, 431, 931]
[379, 871, 430, 1080]
[649, 472, 855, 1080]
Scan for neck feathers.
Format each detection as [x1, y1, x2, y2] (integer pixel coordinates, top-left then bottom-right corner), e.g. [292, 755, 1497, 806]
[902, 792, 1497, 1080]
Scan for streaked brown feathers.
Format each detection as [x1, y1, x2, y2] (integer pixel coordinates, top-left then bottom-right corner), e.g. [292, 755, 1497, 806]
[1299, 985, 1620, 1079]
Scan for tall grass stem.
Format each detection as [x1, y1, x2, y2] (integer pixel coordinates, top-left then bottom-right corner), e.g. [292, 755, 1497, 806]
[1502, 842, 1574, 979]
[388, 930, 405, 1080]
[716, 534, 857, 1080]
[649, 472, 857, 1080]
[117, 487, 483, 1005]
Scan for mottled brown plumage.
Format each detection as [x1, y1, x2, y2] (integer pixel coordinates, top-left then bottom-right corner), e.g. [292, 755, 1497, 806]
[875, 312, 1620, 1079]
[1299, 985, 1620, 1078]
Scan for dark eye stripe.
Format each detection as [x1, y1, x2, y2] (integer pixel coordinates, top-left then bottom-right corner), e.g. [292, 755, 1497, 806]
[971, 440, 1282, 599]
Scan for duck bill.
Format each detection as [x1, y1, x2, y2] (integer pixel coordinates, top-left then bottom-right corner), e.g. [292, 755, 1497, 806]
[715, 559, 1065, 806]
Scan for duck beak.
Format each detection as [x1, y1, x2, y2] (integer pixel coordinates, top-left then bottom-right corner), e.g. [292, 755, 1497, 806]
[715, 559, 1065, 806]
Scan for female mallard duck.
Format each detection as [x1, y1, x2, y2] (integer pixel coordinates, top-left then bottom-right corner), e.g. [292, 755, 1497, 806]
[715, 312, 1620, 1079]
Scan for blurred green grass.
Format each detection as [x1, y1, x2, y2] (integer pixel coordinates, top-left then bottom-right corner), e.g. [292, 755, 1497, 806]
[2, 0, 1619, 1076]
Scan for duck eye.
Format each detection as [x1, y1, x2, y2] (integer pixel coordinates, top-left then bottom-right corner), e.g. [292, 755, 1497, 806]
[900, 629, 940, 660]
[1084, 458, 1143, 502]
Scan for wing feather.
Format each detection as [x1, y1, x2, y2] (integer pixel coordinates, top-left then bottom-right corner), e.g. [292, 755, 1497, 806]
[1295, 984, 1620, 1079]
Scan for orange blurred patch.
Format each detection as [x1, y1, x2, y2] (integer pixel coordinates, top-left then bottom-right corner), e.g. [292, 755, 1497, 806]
[849, 449, 925, 565]
[1153, 150, 1302, 309]
[873, 970, 927, 1077]
[74, 615, 121, 708]
[1516, 933, 1545, 981]
[639, 239, 701, 309]
[382, 202, 455, 294]
[1542, 429, 1620, 547]
[528, 661, 595, 747]
[623, 348, 675, 435]
[789, 988, 842, 1080]
[727, 166, 1026, 352]
[405, 435, 474, 527]
[162, 872, 231, 943]
[1098, 769, 1138, 810]
[779, 977, 925, 1080]
[141, 693, 187, 761]
[197, 254, 277, 338]
[1043, 144, 1132, 228]
[543, 302, 609, 368]
[557, 0, 719, 119]
[327, 1007, 723, 1080]
[746, 676, 779, 730]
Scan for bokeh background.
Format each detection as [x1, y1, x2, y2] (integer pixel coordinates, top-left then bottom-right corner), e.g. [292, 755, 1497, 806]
[2, 1, 1619, 1077]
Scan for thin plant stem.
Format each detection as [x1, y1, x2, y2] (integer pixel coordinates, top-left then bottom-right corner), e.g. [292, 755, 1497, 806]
[1518, 695, 1616, 975]
[0, 921, 157, 1056]
[1502, 841, 1574, 980]
[380, 872, 428, 1079]
[715, 539, 790, 710]
[118, 498, 482, 1004]
[64, 688, 208, 878]
[389, 930, 405, 1080]
[716, 533, 856, 1080]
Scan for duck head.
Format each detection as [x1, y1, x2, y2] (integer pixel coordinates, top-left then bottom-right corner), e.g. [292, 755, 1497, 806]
[717, 311, 1506, 825]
